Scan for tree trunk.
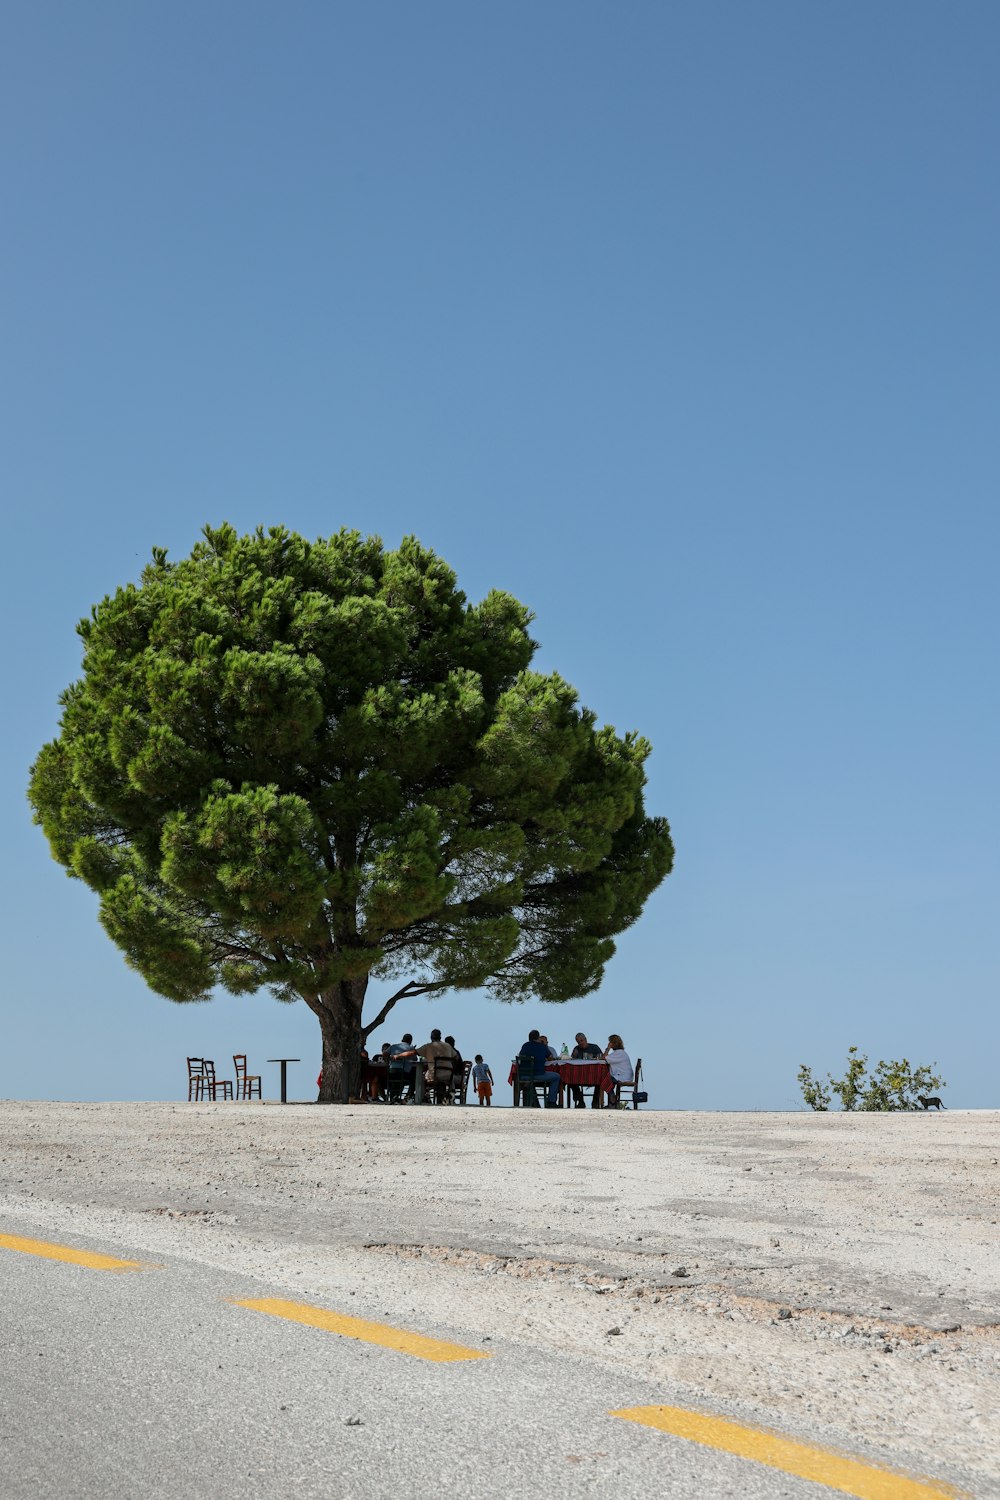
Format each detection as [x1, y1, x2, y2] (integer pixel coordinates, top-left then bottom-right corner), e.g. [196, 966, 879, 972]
[315, 976, 369, 1103]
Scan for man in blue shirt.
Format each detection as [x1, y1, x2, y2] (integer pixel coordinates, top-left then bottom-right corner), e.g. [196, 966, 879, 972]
[518, 1029, 561, 1107]
[388, 1033, 417, 1100]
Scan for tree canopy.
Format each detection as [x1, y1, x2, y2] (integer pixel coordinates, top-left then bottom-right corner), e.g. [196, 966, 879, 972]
[29, 524, 674, 1100]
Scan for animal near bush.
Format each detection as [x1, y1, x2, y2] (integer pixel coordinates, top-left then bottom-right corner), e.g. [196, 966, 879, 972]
[28, 524, 674, 1102]
[797, 1046, 945, 1112]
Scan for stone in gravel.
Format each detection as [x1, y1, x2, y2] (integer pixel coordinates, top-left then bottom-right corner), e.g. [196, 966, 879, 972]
[778, 1308, 792, 1320]
[345, 1417, 363, 1426]
[607, 1327, 622, 1336]
[671, 1266, 689, 1277]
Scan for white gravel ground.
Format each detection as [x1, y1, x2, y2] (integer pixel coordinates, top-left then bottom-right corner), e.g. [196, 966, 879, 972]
[2, 1102, 998, 1493]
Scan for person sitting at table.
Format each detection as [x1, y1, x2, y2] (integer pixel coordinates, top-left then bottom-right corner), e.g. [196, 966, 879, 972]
[539, 1034, 558, 1061]
[518, 1029, 560, 1108]
[387, 1034, 418, 1100]
[444, 1035, 464, 1093]
[569, 1031, 603, 1108]
[416, 1029, 457, 1103]
[604, 1034, 634, 1104]
[366, 1043, 392, 1102]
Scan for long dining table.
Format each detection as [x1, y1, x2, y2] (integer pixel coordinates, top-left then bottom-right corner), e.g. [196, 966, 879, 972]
[508, 1056, 617, 1107]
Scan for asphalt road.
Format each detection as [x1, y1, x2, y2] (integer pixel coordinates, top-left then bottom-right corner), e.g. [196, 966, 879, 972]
[0, 1219, 964, 1500]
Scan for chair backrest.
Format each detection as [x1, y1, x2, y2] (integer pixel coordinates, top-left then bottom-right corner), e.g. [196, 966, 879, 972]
[634, 1058, 642, 1087]
[202, 1059, 217, 1082]
[432, 1056, 455, 1083]
[187, 1057, 204, 1077]
[516, 1056, 547, 1098]
[233, 1054, 248, 1081]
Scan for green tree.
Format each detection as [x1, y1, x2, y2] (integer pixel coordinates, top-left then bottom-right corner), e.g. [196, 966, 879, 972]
[798, 1047, 945, 1111]
[29, 524, 674, 1101]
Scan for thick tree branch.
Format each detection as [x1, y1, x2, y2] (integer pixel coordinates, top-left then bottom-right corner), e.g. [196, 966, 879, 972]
[361, 979, 448, 1040]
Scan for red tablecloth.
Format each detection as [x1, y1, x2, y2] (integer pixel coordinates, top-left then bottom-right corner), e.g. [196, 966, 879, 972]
[508, 1058, 616, 1099]
[553, 1059, 616, 1097]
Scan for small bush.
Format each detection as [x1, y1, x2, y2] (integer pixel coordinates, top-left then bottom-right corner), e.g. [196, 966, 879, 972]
[798, 1046, 945, 1112]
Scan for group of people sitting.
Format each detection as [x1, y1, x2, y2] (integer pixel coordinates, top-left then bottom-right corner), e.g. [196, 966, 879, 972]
[357, 1030, 495, 1105]
[334, 1025, 634, 1109]
[516, 1030, 634, 1108]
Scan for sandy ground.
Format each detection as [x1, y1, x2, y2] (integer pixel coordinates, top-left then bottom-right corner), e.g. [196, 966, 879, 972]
[2, 1102, 998, 1494]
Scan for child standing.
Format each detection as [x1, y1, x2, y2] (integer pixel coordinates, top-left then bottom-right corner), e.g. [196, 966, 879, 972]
[471, 1055, 494, 1105]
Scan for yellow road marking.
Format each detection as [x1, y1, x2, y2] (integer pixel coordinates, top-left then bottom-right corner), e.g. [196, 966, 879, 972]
[611, 1406, 962, 1499]
[232, 1297, 491, 1363]
[0, 1232, 146, 1272]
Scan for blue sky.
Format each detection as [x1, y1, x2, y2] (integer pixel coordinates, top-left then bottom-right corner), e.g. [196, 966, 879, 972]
[3, 2, 997, 1107]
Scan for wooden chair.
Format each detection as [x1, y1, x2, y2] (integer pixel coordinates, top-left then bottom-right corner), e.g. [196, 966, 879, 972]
[613, 1057, 645, 1110]
[186, 1057, 206, 1102]
[386, 1059, 415, 1102]
[233, 1054, 262, 1100]
[429, 1056, 455, 1104]
[451, 1058, 473, 1105]
[201, 1059, 233, 1101]
[515, 1056, 548, 1108]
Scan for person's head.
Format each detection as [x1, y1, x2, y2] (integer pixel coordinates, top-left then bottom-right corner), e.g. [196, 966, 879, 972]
[430, 1028, 442, 1042]
[475, 1054, 483, 1064]
[607, 1033, 624, 1051]
[401, 1033, 413, 1045]
[444, 1035, 456, 1047]
[528, 1029, 540, 1042]
[539, 1035, 549, 1045]
[575, 1032, 587, 1045]
[381, 1042, 391, 1056]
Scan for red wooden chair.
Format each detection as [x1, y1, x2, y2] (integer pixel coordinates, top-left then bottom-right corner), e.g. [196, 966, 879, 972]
[233, 1054, 262, 1100]
[201, 1059, 233, 1101]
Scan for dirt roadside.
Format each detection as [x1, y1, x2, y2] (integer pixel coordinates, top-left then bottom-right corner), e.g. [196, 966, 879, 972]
[1, 1103, 998, 1493]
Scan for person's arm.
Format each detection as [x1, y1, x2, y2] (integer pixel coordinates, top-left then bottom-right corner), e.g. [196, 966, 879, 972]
[487, 1067, 494, 1083]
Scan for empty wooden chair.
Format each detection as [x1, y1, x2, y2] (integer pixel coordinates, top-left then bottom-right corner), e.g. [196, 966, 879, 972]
[451, 1058, 473, 1105]
[186, 1057, 206, 1101]
[233, 1054, 262, 1100]
[201, 1059, 233, 1101]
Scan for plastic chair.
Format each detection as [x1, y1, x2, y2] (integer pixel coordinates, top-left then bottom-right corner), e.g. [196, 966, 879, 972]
[233, 1054, 262, 1100]
[201, 1059, 233, 1101]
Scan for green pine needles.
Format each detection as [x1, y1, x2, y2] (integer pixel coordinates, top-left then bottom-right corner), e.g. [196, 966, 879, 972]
[29, 524, 674, 1101]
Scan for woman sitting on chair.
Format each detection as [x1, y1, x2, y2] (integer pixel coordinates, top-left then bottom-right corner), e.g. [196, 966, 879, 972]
[604, 1034, 634, 1104]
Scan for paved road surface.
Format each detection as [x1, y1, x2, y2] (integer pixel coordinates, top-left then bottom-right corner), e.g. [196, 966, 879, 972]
[0, 1218, 966, 1500]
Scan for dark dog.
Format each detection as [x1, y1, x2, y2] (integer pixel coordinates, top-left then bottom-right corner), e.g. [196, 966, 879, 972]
[917, 1095, 945, 1110]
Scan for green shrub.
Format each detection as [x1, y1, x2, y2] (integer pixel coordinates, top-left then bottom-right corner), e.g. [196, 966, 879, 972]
[798, 1046, 945, 1112]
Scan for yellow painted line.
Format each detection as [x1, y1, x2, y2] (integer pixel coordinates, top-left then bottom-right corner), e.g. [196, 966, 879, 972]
[611, 1406, 963, 1500]
[232, 1297, 491, 1363]
[0, 1232, 146, 1272]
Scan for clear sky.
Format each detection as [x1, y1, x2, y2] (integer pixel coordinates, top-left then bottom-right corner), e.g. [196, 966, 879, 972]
[3, 2, 997, 1108]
